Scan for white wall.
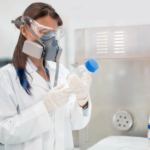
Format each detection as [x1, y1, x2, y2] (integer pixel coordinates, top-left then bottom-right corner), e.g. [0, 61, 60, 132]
[1, 0, 150, 70]
[50, 0, 150, 70]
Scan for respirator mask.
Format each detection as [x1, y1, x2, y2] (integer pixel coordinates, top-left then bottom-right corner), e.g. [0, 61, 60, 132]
[11, 14, 66, 87]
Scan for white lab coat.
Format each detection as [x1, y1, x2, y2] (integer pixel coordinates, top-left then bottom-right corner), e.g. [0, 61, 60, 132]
[0, 61, 92, 150]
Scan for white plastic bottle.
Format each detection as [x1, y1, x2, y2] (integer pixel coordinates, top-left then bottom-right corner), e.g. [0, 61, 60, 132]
[67, 59, 99, 83]
[148, 124, 150, 148]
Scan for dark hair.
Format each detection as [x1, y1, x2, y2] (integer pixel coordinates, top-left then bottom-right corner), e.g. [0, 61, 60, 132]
[10, 2, 63, 95]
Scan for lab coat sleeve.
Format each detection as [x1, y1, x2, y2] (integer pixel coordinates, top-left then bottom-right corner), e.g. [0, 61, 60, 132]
[69, 94, 92, 130]
[0, 71, 54, 145]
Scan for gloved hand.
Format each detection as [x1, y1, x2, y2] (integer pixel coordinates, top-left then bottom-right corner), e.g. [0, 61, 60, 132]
[68, 72, 92, 106]
[43, 84, 72, 113]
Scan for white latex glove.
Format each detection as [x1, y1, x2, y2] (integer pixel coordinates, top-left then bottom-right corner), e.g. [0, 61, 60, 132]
[68, 72, 92, 106]
[43, 84, 72, 113]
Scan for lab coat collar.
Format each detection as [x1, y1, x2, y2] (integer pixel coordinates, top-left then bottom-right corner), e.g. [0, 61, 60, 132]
[26, 61, 50, 92]
[27, 57, 49, 73]
[27, 57, 38, 72]
[26, 61, 34, 74]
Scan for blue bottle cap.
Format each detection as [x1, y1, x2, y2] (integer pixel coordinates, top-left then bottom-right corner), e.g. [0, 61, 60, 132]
[85, 59, 99, 73]
[148, 124, 150, 129]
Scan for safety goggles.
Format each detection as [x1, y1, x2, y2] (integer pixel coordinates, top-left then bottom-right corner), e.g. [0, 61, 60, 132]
[21, 16, 66, 40]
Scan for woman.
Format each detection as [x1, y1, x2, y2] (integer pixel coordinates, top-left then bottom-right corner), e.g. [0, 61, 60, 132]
[0, 2, 92, 150]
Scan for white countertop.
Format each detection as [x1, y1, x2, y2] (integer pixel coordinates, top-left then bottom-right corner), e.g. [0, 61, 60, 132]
[87, 136, 149, 150]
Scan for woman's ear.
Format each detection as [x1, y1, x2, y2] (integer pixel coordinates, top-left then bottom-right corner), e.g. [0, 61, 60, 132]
[20, 25, 27, 38]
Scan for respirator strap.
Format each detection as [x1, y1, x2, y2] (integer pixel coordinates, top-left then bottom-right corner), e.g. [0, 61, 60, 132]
[11, 20, 46, 53]
[24, 23, 43, 45]
[11, 20, 24, 26]
[24, 23, 47, 58]
[53, 46, 63, 87]
[54, 61, 59, 87]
